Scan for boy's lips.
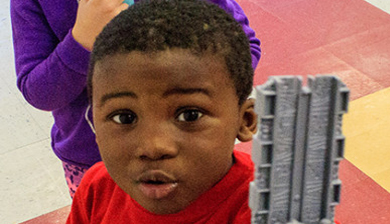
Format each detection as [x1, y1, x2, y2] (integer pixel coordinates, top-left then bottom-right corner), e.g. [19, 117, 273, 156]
[137, 170, 178, 200]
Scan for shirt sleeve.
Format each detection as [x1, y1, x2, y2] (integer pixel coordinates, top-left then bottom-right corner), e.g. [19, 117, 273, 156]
[10, 0, 90, 111]
[211, 0, 261, 70]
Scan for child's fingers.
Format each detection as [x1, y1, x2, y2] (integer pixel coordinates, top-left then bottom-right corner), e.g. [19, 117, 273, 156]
[118, 3, 130, 12]
[108, 2, 129, 19]
[73, 0, 129, 51]
[89, 0, 125, 6]
[77, 0, 87, 6]
[83, 0, 128, 17]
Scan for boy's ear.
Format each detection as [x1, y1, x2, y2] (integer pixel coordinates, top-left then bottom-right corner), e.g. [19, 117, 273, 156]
[237, 98, 257, 142]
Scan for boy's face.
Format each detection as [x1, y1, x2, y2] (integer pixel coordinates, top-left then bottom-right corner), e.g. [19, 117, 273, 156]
[92, 49, 256, 214]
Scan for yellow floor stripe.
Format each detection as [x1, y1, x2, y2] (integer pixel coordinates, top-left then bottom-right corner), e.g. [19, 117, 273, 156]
[344, 87, 390, 193]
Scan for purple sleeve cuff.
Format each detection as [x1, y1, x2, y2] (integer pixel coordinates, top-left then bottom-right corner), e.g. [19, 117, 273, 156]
[57, 29, 91, 76]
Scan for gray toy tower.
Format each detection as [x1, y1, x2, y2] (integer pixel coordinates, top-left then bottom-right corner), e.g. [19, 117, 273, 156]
[249, 76, 349, 224]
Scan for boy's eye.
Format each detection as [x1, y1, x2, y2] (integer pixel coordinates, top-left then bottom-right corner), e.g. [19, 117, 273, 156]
[177, 110, 204, 122]
[110, 111, 137, 124]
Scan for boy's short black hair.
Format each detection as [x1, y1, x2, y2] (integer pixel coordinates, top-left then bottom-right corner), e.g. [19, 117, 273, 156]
[88, 0, 253, 105]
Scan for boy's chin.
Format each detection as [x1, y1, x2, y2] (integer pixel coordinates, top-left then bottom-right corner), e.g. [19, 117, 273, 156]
[137, 195, 192, 215]
[129, 182, 202, 214]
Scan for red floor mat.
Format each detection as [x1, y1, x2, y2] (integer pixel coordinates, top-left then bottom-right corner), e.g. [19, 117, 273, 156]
[236, 0, 390, 93]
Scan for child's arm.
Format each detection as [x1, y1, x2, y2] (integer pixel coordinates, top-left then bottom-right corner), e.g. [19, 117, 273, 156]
[210, 0, 261, 70]
[11, 0, 88, 111]
[10, 0, 127, 111]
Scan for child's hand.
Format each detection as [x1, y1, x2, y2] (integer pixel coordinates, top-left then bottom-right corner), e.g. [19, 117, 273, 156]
[72, 0, 129, 51]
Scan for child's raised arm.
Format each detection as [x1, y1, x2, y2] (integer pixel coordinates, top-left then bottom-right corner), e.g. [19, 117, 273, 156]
[10, 0, 127, 111]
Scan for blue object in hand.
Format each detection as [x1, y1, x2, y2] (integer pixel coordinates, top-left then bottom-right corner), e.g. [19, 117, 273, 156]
[123, 0, 134, 5]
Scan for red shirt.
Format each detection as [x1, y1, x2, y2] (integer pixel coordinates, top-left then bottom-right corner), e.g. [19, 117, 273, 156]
[66, 151, 254, 224]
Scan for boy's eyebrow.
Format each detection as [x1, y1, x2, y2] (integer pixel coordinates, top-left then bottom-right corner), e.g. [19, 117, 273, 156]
[163, 87, 211, 98]
[99, 91, 137, 107]
[98, 88, 210, 106]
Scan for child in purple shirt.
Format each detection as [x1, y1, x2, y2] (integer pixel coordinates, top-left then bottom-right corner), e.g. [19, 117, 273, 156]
[10, 0, 260, 198]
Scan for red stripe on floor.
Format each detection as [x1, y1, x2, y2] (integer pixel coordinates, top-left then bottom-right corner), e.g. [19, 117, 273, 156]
[336, 160, 390, 224]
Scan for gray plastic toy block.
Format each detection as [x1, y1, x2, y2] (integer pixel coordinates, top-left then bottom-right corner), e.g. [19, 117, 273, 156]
[249, 75, 349, 224]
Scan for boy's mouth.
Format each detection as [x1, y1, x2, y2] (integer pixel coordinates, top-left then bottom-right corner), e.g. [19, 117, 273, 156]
[137, 170, 178, 200]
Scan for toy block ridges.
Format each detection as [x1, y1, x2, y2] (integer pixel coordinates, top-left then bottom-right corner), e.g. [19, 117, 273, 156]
[249, 75, 349, 224]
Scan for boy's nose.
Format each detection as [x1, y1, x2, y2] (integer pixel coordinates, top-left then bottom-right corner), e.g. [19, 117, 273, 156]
[136, 125, 179, 161]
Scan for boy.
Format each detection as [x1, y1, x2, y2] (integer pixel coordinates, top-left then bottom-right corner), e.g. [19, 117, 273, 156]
[67, 0, 257, 223]
[11, 0, 260, 197]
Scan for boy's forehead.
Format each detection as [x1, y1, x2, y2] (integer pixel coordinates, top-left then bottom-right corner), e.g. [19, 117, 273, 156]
[92, 49, 236, 100]
[93, 49, 229, 79]
[96, 48, 224, 64]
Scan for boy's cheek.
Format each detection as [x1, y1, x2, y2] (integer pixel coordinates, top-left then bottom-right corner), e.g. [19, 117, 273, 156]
[95, 130, 130, 159]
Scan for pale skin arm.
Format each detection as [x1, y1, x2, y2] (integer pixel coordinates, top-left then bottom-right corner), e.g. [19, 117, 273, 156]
[72, 0, 129, 51]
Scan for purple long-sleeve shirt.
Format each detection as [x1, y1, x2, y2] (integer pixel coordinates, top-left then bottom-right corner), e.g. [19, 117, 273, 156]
[11, 0, 261, 168]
